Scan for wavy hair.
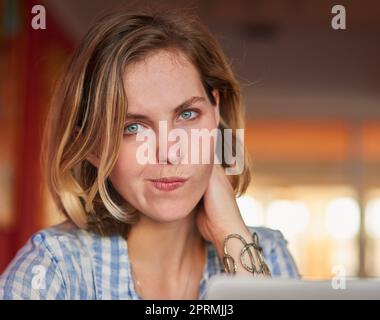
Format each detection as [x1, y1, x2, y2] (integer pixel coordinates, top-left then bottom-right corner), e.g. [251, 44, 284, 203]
[40, 7, 252, 236]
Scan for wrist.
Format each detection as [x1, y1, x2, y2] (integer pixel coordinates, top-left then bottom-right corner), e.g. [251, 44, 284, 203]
[212, 225, 252, 259]
[213, 228, 272, 277]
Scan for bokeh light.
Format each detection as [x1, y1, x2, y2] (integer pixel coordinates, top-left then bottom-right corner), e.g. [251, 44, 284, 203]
[266, 200, 310, 238]
[325, 197, 360, 240]
[237, 195, 265, 227]
[365, 198, 380, 238]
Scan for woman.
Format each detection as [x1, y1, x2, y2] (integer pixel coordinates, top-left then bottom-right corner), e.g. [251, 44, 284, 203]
[0, 8, 298, 300]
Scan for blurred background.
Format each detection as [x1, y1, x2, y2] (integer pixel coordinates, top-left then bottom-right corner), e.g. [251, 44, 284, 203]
[0, 0, 379, 279]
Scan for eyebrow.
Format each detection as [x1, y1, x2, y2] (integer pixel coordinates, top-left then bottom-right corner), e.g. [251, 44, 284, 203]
[125, 96, 206, 121]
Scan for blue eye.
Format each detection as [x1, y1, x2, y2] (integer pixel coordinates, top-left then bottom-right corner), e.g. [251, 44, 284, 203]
[124, 123, 144, 135]
[179, 110, 198, 120]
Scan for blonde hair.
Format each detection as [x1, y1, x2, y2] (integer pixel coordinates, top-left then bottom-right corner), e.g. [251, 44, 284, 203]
[41, 8, 252, 236]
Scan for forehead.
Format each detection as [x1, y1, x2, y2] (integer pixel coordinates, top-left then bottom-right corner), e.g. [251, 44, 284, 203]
[123, 50, 205, 113]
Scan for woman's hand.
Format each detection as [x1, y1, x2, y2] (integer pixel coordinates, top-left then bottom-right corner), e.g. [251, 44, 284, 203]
[196, 164, 252, 258]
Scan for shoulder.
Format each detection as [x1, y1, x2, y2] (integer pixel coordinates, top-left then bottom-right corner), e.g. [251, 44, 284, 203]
[30, 220, 94, 260]
[0, 221, 96, 299]
[20, 220, 94, 272]
[247, 226, 300, 278]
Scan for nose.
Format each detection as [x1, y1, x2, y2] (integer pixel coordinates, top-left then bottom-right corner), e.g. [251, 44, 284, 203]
[156, 121, 187, 165]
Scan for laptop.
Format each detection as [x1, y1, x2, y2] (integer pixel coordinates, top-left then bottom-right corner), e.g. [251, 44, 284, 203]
[205, 275, 380, 300]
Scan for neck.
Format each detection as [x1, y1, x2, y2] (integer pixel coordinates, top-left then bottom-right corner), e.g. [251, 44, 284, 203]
[127, 208, 205, 278]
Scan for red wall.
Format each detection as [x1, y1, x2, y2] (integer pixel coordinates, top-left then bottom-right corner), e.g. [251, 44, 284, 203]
[0, 0, 73, 273]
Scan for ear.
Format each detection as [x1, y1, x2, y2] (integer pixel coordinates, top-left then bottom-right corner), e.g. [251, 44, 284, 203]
[211, 89, 220, 127]
[75, 126, 100, 168]
[86, 153, 100, 168]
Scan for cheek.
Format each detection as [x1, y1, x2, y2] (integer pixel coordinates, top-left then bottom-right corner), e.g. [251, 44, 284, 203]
[186, 120, 218, 165]
[109, 143, 143, 196]
[189, 163, 213, 192]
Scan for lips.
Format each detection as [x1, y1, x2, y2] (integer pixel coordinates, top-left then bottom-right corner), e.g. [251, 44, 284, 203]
[149, 177, 188, 191]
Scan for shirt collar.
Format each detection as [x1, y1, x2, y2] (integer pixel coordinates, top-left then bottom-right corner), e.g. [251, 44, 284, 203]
[87, 231, 223, 300]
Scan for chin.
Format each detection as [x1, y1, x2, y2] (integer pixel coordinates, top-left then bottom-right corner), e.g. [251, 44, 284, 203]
[145, 200, 197, 223]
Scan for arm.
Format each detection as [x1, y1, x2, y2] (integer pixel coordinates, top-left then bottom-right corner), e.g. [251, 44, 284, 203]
[196, 164, 273, 276]
[196, 165, 300, 277]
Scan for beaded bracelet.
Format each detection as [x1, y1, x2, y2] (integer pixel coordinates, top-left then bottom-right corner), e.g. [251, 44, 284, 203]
[222, 232, 271, 277]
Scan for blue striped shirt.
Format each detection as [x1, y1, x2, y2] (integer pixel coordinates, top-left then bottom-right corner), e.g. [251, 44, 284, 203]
[0, 221, 299, 299]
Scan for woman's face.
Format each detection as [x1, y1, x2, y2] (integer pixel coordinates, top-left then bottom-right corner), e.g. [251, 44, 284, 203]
[108, 50, 220, 223]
